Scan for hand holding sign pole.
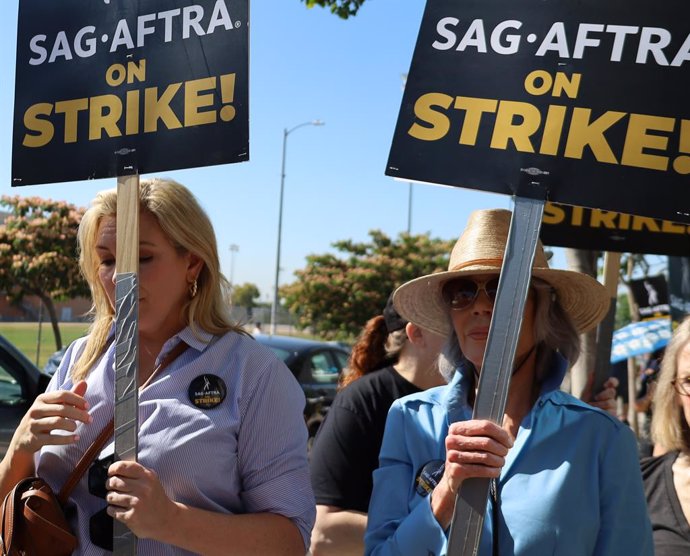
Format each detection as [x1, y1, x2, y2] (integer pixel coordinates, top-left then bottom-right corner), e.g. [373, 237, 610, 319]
[12, 2, 250, 554]
[447, 184, 546, 556]
[386, 0, 688, 553]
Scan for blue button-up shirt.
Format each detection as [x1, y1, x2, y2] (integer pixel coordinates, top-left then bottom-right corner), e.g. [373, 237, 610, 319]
[364, 357, 653, 556]
[38, 327, 315, 555]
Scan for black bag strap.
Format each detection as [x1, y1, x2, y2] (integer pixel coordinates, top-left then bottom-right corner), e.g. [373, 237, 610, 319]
[57, 340, 189, 504]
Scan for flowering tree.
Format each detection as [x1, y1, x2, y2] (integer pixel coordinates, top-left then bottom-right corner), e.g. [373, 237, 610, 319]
[281, 230, 454, 339]
[0, 196, 88, 350]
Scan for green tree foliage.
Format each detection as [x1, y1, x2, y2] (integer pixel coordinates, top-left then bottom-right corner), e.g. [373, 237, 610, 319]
[281, 230, 454, 339]
[0, 196, 88, 350]
[302, 0, 366, 18]
[232, 282, 261, 308]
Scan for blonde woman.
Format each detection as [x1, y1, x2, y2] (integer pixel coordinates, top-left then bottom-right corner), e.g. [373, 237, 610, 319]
[642, 316, 690, 554]
[0, 179, 314, 555]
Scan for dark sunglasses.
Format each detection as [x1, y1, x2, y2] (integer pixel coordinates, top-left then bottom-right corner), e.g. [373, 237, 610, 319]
[442, 277, 500, 311]
[88, 454, 114, 551]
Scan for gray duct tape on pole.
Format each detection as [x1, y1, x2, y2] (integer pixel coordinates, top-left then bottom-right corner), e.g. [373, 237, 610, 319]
[447, 193, 546, 556]
[114, 173, 140, 555]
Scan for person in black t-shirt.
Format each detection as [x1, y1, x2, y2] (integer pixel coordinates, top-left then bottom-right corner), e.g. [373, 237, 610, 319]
[641, 318, 690, 555]
[309, 293, 446, 556]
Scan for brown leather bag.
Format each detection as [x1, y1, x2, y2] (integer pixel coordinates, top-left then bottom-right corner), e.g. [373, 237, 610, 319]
[0, 416, 116, 556]
[0, 477, 77, 556]
[0, 341, 188, 555]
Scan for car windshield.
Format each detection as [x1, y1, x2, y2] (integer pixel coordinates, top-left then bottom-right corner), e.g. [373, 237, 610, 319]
[266, 346, 291, 362]
[0, 363, 23, 406]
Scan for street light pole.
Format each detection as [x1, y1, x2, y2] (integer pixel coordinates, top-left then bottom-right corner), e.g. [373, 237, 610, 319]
[407, 182, 413, 234]
[270, 120, 324, 336]
[229, 244, 239, 285]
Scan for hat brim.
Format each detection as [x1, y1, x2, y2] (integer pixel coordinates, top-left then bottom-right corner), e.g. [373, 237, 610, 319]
[393, 266, 610, 336]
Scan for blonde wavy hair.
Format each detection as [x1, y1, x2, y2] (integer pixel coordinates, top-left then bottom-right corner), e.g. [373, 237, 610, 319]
[651, 317, 690, 453]
[71, 178, 245, 380]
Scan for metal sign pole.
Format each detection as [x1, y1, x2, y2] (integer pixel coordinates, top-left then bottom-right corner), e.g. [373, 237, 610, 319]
[114, 173, 140, 555]
[591, 251, 621, 393]
[446, 193, 546, 556]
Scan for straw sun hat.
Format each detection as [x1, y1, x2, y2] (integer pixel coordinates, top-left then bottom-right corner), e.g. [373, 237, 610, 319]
[392, 208, 609, 336]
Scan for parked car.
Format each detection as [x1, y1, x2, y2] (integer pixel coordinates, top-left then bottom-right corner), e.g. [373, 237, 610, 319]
[254, 334, 350, 441]
[0, 334, 52, 457]
[43, 346, 67, 376]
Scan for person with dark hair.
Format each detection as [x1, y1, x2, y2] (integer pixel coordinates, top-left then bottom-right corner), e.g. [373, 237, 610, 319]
[0, 179, 314, 555]
[365, 208, 652, 556]
[309, 293, 446, 555]
[641, 318, 690, 554]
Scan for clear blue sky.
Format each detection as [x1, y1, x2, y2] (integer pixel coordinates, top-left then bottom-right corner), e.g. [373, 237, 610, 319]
[0, 1, 662, 303]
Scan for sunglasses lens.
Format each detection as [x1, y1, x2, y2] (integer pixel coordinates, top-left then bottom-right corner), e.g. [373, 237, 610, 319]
[443, 278, 501, 310]
[486, 278, 500, 301]
[443, 279, 478, 310]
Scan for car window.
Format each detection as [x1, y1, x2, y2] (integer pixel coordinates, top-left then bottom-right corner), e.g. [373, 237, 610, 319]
[266, 346, 291, 363]
[308, 352, 340, 385]
[333, 350, 349, 372]
[0, 365, 23, 406]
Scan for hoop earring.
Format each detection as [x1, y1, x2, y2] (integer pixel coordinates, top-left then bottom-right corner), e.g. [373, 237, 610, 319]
[189, 279, 198, 298]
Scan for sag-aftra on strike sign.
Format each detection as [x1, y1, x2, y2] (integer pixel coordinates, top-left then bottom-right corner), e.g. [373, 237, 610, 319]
[387, 0, 690, 223]
[12, 0, 248, 186]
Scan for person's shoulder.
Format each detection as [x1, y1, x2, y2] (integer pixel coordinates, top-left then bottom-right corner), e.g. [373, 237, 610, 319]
[333, 367, 396, 406]
[61, 335, 93, 368]
[640, 451, 677, 477]
[213, 329, 270, 355]
[348, 366, 404, 391]
[352, 366, 392, 384]
[48, 334, 98, 388]
[66, 334, 90, 357]
[393, 381, 448, 410]
[206, 330, 292, 376]
[542, 390, 625, 428]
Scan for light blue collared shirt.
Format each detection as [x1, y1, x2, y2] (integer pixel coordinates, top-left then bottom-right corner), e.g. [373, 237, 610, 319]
[39, 326, 315, 555]
[364, 356, 653, 556]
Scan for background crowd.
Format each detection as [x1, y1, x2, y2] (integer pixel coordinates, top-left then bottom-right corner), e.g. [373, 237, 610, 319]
[1, 182, 688, 555]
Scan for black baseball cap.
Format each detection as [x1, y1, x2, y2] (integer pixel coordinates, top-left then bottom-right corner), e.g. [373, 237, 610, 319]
[383, 292, 408, 333]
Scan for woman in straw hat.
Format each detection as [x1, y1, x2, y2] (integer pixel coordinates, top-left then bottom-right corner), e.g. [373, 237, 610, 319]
[364, 208, 652, 556]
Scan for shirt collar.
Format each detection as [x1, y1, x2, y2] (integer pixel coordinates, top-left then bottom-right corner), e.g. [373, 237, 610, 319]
[443, 366, 473, 424]
[442, 350, 568, 424]
[170, 326, 215, 353]
[108, 321, 216, 356]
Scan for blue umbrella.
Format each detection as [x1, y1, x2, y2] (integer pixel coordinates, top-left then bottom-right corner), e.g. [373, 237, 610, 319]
[610, 317, 672, 364]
